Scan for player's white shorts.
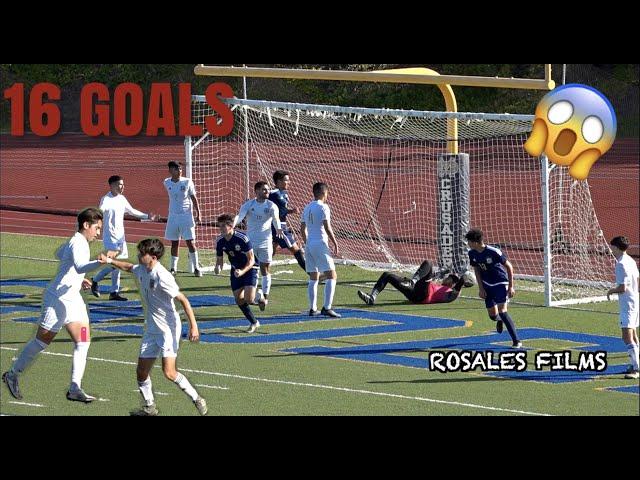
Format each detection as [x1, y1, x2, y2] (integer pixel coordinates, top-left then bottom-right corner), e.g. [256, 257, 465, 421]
[39, 293, 89, 333]
[139, 327, 181, 359]
[619, 303, 639, 329]
[104, 240, 128, 259]
[305, 242, 335, 273]
[165, 214, 196, 241]
[254, 244, 273, 265]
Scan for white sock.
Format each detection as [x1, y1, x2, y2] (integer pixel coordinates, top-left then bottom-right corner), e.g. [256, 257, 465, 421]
[324, 279, 336, 310]
[111, 269, 121, 293]
[93, 265, 112, 283]
[71, 342, 90, 389]
[308, 280, 319, 311]
[628, 343, 639, 371]
[138, 377, 155, 406]
[189, 251, 200, 272]
[171, 256, 179, 271]
[12, 338, 47, 374]
[174, 372, 199, 402]
[262, 275, 272, 296]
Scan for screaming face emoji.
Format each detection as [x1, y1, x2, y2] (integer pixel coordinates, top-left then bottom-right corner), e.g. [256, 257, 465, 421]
[524, 84, 617, 181]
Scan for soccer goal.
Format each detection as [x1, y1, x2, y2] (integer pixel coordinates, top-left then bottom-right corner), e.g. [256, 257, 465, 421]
[186, 97, 615, 307]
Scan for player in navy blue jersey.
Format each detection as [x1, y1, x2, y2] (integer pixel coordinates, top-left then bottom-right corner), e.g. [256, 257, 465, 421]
[465, 229, 522, 348]
[214, 214, 261, 333]
[269, 171, 307, 272]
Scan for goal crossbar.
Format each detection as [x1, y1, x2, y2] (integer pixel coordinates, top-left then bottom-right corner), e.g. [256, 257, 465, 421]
[194, 65, 556, 91]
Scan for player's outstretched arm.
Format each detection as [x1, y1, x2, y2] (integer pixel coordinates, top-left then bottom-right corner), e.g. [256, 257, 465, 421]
[175, 293, 199, 342]
[98, 253, 135, 272]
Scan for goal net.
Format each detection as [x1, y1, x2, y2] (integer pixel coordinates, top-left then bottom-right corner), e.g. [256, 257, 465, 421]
[187, 97, 615, 306]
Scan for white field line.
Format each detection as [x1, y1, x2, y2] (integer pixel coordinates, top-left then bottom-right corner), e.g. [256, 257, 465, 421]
[0, 346, 551, 416]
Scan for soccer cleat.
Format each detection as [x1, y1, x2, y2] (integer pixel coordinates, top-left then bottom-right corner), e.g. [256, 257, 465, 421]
[496, 320, 504, 334]
[321, 307, 341, 318]
[2, 371, 23, 400]
[90, 279, 101, 298]
[66, 387, 96, 403]
[512, 341, 523, 349]
[194, 269, 203, 278]
[130, 404, 159, 416]
[194, 396, 208, 416]
[624, 370, 639, 380]
[247, 321, 260, 334]
[258, 297, 268, 312]
[170, 269, 177, 276]
[309, 309, 321, 316]
[357, 290, 374, 306]
[109, 292, 128, 302]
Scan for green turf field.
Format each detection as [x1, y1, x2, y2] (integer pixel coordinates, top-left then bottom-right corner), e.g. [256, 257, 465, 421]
[1, 232, 638, 416]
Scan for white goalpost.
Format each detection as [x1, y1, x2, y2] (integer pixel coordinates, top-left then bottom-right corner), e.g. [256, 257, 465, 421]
[186, 96, 615, 307]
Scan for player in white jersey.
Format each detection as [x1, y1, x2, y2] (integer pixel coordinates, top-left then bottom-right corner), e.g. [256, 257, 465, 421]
[91, 175, 158, 301]
[3, 208, 104, 403]
[607, 236, 640, 379]
[98, 238, 207, 416]
[234, 181, 283, 311]
[301, 182, 341, 318]
[164, 161, 202, 277]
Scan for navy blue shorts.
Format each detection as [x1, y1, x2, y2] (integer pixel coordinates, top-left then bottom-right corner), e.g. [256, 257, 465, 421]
[272, 226, 296, 250]
[484, 284, 509, 309]
[230, 267, 259, 292]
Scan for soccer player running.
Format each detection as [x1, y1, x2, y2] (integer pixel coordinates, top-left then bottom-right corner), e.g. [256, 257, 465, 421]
[3, 208, 104, 403]
[358, 261, 465, 306]
[269, 170, 307, 272]
[234, 181, 283, 311]
[91, 175, 158, 301]
[98, 238, 207, 416]
[215, 214, 262, 333]
[465, 228, 523, 348]
[301, 182, 341, 318]
[606, 236, 639, 380]
[164, 161, 203, 277]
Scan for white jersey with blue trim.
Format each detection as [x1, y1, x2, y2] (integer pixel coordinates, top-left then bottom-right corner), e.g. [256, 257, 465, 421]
[236, 199, 281, 249]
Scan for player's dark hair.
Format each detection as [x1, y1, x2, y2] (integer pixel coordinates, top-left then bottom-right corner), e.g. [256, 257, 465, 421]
[77, 207, 103, 231]
[465, 229, 484, 244]
[610, 236, 630, 252]
[448, 274, 461, 284]
[217, 214, 235, 226]
[137, 238, 165, 260]
[168, 161, 181, 170]
[313, 182, 328, 198]
[273, 170, 289, 184]
[108, 175, 122, 186]
[255, 181, 269, 192]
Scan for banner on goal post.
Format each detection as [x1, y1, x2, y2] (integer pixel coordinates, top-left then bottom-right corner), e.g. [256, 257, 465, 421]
[437, 153, 471, 278]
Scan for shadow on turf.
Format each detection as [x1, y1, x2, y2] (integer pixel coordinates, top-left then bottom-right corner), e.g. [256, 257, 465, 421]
[368, 377, 515, 385]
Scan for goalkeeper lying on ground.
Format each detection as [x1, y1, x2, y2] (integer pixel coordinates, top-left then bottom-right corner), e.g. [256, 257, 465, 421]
[358, 261, 465, 305]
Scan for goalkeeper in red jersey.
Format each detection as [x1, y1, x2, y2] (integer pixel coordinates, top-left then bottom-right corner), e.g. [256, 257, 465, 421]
[357, 261, 465, 305]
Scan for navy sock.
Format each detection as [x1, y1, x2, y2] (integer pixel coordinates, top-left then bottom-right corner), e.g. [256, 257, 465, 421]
[499, 312, 519, 343]
[294, 250, 306, 271]
[239, 303, 257, 325]
[490, 315, 499, 322]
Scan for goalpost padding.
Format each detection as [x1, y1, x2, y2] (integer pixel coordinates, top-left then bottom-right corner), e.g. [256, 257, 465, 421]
[437, 153, 471, 278]
[187, 97, 615, 306]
